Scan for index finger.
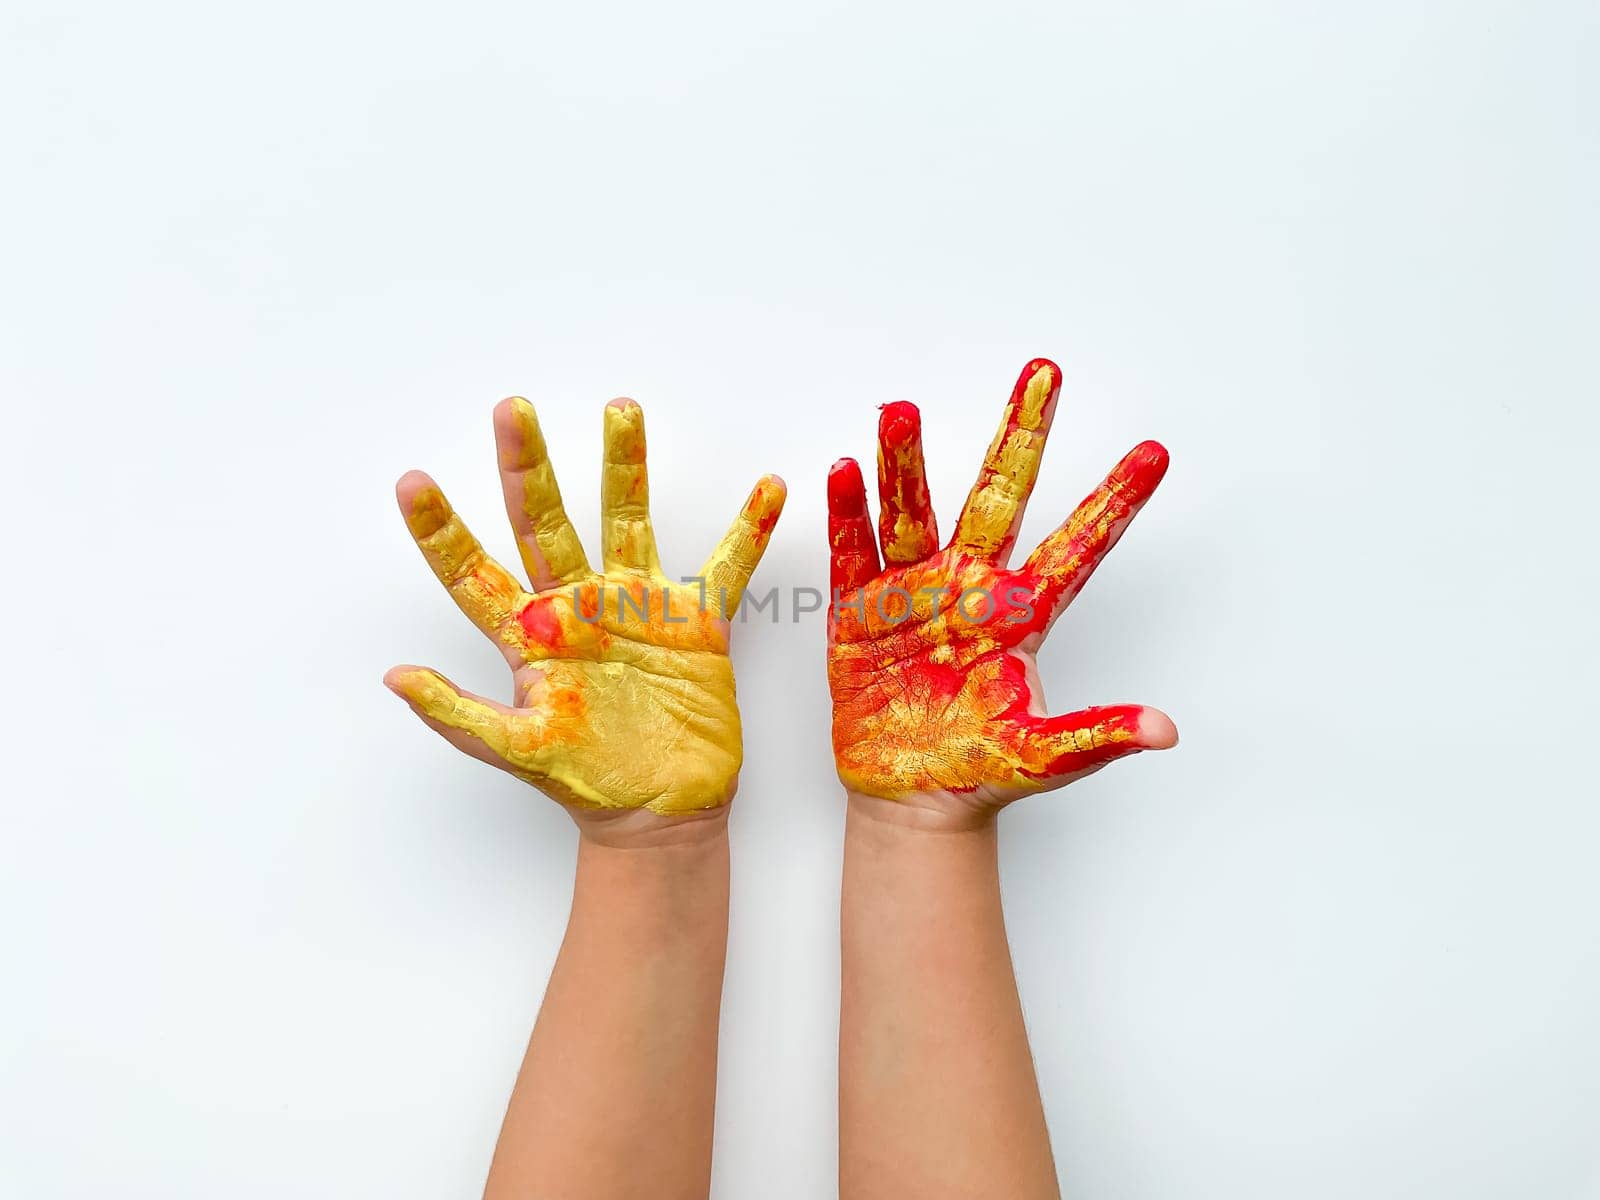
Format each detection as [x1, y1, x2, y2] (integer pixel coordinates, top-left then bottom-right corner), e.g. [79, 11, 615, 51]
[698, 474, 787, 618]
[397, 470, 530, 641]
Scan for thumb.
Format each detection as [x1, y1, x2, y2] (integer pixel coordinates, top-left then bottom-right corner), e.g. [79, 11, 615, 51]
[1016, 704, 1177, 789]
[384, 665, 519, 772]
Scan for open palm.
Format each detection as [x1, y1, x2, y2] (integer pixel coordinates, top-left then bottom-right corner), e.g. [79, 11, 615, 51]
[387, 396, 784, 816]
[826, 358, 1175, 813]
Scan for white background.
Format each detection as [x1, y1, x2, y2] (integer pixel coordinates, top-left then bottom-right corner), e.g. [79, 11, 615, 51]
[3, 2, 1597, 1196]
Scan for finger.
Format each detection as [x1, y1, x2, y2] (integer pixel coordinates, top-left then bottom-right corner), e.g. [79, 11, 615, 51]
[951, 358, 1063, 563]
[828, 458, 881, 594]
[1016, 704, 1178, 785]
[384, 665, 525, 774]
[1021, 440, 1169, 625]
[493, 397, 591, 588]
[396, 471, 529, 637]
[875, 401, 939, 563]
[600, 399, 661, 575]
[699, 474, 787, 618]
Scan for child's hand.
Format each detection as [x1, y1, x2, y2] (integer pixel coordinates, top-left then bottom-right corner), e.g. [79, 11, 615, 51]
[387, 397, 784, 826]
[826, 359, 1175, 827]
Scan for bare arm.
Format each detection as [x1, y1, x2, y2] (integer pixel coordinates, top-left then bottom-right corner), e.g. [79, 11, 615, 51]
[383, 394, 784, 1198]
[840, 799, 1055, 1198]
[487, 814, 730, 1199]
[825, 360, 1177, 1198]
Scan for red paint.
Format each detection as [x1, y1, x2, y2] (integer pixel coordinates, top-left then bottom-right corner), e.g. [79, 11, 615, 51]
[957, 358, 1062, 560]
[827, 457, 880, 594]
[1021, 439, 1169, 624]
[876, 401, 938, 559]
[746, 485, 782, 538]
[878, 400, 921, 445]
[904, 655, 967, 706]
[825, 357, 1173, 795]
[517, 596, 566, 648]
[1017, 704, 1149, 780]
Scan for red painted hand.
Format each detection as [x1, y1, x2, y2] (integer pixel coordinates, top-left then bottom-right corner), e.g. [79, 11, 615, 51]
[827, 358, 1176, 821]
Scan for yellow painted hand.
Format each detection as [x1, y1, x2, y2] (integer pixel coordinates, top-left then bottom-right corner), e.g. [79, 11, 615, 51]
[386, 397, 785, 817]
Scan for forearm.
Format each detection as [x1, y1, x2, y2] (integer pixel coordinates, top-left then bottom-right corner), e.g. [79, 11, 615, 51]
[485, 813, 731, 1200]
[839, 796, 1058, 1200]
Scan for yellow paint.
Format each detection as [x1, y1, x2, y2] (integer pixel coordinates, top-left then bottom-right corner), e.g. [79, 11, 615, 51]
[876, 435, 937, 562]
[829, 557, 1136, 798]
[501, 397, 590, 585]
[951, 361, 1056, 558]
[389, 587, 741, 812]
[391, 400, 784, 814]
[404, 484, 526, 640]
[601, 399, 660, 575]
[827, 359, 1165, 803]
[698, 475, 787, 618]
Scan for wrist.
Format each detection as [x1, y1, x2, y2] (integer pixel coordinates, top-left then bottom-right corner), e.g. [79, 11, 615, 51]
[841, 793, 1003, 921]
[570, 809, 730, 930]
[571, 802, 731, 852]
[845, 790, 999, 838]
